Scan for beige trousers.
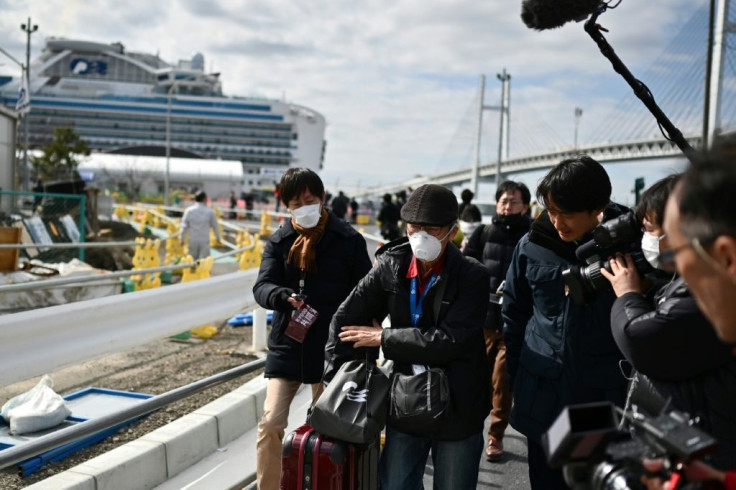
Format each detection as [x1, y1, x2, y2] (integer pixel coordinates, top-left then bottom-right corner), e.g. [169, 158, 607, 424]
[256, 378, 323, 490]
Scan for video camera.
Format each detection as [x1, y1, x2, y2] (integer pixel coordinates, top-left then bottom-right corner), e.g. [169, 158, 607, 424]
[562, 211, 653, 305]
[543, 398, 718, 490]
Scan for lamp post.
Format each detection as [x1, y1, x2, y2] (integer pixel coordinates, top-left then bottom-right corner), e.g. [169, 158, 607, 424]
[164, 80, 181, 206]
[574, 107, 583, 149]
[20, 18, 37, 191]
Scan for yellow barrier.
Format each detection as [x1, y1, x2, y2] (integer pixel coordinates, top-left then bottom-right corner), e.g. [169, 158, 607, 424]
[130, 238, 162, 291]
[164, 221, 186, 269]
[237, 231, 264, 270]
[180, 256, 217, 338]
[260, 212, 273, 236]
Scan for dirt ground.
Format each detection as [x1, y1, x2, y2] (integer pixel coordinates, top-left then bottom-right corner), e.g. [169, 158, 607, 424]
[0, 320, 261, 489]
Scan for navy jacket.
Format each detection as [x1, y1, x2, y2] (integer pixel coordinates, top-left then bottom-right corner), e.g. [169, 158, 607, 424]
[325, 239, 491, 440]
[502, 207, 628, 443]
[253, 212, 372, 383]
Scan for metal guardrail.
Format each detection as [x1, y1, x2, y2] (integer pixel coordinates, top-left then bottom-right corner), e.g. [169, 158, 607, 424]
[0, 357, 267, 470]
[0, 241, 139, 249]
[0, 269, 260, 387]
[0, 242, 255, 293]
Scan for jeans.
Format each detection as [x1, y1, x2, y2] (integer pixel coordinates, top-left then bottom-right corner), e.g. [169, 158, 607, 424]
[379, 426, 484, 490]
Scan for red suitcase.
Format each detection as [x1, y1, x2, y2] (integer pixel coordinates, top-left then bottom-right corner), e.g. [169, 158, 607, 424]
[281, 424, 378, 490]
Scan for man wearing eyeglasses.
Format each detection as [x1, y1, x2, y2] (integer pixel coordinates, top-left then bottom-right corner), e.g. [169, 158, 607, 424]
[463, 180, 532, 462]
[602, 174, 736, 470]
[502, 156, 629, 489]
[642, 150, 736, 490]
[325, 184, 491, 490]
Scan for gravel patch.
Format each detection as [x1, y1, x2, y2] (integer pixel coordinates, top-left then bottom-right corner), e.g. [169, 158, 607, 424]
[0, 321, 260, 489]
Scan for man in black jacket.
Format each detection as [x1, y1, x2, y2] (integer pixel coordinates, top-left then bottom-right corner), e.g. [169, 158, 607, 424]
[325, 184, 490, 490]
[502, 157, 628, 489]
[253, 169, 372, 490]
[464, 180, 531, 462]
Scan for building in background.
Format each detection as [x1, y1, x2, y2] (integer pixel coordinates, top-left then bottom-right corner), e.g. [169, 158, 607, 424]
[0, 37, 327, 193]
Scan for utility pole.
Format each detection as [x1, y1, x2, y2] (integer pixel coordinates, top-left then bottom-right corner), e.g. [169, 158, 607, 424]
[20, 18, 38, 191]
[574, 107, 583, 149]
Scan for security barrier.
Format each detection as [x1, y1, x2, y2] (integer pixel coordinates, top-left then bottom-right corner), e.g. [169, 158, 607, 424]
[130, 238, 162, 291]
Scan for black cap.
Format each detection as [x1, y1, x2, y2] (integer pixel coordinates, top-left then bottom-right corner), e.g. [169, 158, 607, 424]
[400, 184, 458, 226]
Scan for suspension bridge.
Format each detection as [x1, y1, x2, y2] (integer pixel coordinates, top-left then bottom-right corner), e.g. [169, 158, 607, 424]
[362, 0, 736, 197]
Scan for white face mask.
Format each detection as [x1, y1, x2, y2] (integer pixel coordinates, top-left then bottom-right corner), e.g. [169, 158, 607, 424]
[459, 220, 479, 236]
[641, 231, 664, 269]
[408, 228, 453, 263]
[291, 203, 322, 228]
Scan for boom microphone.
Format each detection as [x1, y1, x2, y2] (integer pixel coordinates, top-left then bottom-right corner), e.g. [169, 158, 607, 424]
[521, 0, 603, 30]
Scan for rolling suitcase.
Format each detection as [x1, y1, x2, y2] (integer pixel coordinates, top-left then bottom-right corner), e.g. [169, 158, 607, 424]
[281, 423, 379, 490]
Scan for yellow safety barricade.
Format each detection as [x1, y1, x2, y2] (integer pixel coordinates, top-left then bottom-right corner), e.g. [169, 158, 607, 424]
[237, 231, 264, 270]
[130, 238, 161, 291]
[179, 256, 217, 339]
[260, 212, 273, 236]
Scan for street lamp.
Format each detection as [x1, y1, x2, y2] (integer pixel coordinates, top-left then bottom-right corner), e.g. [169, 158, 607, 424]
[20, 18, 38, 191]
[164, 80, 182, 206]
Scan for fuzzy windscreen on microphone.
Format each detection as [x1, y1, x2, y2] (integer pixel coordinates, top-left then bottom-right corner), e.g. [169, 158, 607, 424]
[521, 0, 603, 30]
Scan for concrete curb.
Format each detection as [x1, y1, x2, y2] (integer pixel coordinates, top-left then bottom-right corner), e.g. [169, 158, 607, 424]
[26, 375, 268, 490]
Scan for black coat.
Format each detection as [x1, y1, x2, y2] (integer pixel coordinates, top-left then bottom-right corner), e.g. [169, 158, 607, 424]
[611, 277, 736, 469]
[464, 214, 531, 330]
[253, 212, 372, 383]
[325, 239, 491, 440]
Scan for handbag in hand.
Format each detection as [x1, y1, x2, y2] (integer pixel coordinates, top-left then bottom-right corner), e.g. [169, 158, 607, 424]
[308, 359, 390, 445]
[388, 367, 450, 434]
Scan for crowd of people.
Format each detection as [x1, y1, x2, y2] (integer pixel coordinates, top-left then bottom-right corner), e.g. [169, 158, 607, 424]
[250, 140, 736, 489]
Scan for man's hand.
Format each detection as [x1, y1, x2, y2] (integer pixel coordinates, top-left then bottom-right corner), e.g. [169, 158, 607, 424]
[640, 458, 726, 490]
[338, 320, 383, 348]
[287, 294, 304, 309]
[600, 253, 643, 297]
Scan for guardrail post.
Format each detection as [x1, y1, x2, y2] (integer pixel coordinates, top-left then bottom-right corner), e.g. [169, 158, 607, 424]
[252, 307, 267, 351]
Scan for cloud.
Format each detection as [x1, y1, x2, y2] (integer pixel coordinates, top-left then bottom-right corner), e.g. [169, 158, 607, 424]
[0, 0, 712, 194]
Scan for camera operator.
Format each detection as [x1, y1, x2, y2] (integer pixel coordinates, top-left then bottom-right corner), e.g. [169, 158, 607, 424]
[503, 156, 628, 489]
[601, 175, 736, 471]
[641, 150, 736, 489]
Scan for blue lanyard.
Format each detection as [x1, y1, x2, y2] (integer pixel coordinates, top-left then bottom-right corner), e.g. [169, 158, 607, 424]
[410, 274, 438, 327]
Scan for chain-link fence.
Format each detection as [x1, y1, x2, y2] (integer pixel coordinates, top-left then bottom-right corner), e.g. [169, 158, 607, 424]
[0, 190, 87, 263]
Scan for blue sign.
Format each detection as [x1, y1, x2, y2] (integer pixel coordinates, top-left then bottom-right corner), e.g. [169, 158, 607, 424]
[70, 58, 108, 76]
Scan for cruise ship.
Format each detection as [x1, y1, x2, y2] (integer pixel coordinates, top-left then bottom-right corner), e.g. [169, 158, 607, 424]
[0, 37, 326, 187]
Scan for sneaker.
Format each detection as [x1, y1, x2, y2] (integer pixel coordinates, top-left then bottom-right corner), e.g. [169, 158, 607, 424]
[485, 437, 504, 462]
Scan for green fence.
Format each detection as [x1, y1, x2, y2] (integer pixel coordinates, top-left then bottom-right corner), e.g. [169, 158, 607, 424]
[0, 190, 87, 262]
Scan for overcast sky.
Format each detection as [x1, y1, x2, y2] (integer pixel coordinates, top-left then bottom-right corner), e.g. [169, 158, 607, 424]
[0, 0, 710, 200]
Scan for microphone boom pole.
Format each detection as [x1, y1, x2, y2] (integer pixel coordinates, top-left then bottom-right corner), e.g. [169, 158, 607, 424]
[584, 6, 697, 163]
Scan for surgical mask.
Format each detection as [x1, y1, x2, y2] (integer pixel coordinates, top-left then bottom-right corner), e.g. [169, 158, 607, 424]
[291, 203, 322, 229]
[408, 228, 453, 262]
[459, 220, 479, 236]
[641, 231, 665, 269]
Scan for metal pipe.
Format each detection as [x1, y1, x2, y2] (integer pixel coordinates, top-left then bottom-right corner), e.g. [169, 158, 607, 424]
[0, 243, 255, 293]
[0, 241, 140, 249]
[0, 357, 267, 470]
